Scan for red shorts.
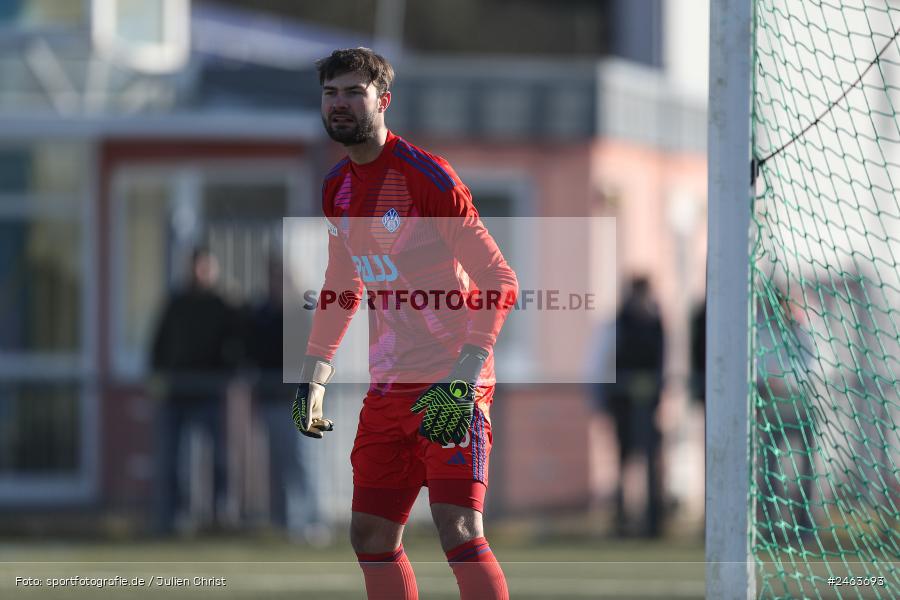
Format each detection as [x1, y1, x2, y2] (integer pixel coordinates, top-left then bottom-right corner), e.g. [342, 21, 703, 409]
[351, 387, 494, 523]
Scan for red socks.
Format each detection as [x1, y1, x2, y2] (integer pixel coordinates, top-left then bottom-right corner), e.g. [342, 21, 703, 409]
[356, 545, 418, 600]
[445, 536, 509, 600]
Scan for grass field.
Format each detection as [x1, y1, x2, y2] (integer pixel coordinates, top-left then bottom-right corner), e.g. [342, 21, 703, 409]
[4, 532, 893, 598]
[1, 532, 706, 599]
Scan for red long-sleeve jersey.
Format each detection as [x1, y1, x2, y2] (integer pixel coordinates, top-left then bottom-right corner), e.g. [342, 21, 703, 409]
[306, 131, 518, 391]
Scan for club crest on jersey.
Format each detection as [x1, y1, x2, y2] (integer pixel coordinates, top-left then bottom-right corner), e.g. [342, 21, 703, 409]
[382, 208, 401, 233]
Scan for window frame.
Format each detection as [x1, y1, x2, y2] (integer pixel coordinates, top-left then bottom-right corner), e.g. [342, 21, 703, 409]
[91, 0, 190, 74]
[0, 139, 99, 504]
[109, 158, 310, 381]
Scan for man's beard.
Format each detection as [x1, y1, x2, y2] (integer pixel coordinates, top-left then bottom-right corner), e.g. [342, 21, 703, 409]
[323, 110, 378, 145]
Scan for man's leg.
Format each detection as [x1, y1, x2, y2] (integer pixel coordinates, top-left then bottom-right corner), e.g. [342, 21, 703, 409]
[645, 417, 663, 537]
[611, 395, 631, 536]
[431, 501, 509, 600]
[261, 399, 295, 529]
[155, 398, 182, 535]
[351, 486, 420, 600]
[638, 399, 663, 538]
[350, 390, 424, 600]
[420, 396, 507, 599]
[350, 510, 405, 553]
[198, 394, 228, 528]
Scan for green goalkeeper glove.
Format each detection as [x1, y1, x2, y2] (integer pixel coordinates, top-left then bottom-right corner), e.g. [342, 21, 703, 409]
[411, 344, 489, 445]
[292, 356, 335, 439]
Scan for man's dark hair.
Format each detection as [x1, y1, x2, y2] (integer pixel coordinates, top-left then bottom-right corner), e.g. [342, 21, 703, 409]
[316, 47, 394, 95]
[630, 276, 651, 297]
[191, 246, 212, 265]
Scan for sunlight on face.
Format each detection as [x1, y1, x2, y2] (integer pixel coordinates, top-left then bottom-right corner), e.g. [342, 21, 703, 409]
[320, 71, 388, 145]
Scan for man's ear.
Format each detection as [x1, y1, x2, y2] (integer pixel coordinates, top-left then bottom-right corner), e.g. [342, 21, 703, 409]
[379, 91, 392, 113]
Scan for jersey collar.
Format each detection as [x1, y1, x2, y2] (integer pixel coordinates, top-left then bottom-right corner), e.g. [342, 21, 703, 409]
[349, 130, 399, 180]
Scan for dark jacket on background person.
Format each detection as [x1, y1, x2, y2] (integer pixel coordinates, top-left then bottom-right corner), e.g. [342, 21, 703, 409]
[613, 294, 665, 403]
[151, 287, 241, 391]
[690, 302, 706, 403]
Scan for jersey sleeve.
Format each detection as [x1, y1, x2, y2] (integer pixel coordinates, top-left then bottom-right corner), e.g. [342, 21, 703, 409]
[305, 191, 364, 362]
[428, 181, 519, 352]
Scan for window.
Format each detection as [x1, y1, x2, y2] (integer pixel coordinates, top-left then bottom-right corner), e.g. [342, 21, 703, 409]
[421, 86, 469, 137]
[0, 218, 81, 353]
[115, 0, 165, 45]
[482, 86, 533, 139]
[0, 0, 86, 30]
[112, 163, 303, 379]
[0, 382, 80, 473]
[0, 141, 95, 503]
[91, 0, 190, 74]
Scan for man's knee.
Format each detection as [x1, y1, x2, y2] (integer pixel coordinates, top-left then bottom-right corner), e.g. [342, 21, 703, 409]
[431, 504, 484, 551]
[350, 511, 404, 554]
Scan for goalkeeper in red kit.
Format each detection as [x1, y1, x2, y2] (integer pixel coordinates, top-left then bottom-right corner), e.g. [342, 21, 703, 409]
[292, 48, 518, 600]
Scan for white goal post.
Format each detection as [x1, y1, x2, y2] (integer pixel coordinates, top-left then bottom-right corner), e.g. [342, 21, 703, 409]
[706, 0, 754, 598]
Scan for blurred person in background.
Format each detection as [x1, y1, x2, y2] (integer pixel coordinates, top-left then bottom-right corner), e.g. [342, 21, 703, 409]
[690, 300, 706, 405]
[754, 288, 815, 543]
[600, 276, 665, 538]
[150, 247, 241, 534]
[247, 256, 312, 536]
[292, 47, 517, 600]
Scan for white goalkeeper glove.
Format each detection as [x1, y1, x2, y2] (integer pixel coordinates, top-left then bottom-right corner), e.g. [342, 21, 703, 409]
[292, 356, 335, 439]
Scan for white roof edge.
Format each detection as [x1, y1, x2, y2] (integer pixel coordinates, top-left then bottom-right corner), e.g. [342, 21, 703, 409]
[0, 111, 324, 140]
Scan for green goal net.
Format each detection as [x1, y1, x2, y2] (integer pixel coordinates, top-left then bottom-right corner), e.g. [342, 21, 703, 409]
[752, 0, 900, 597]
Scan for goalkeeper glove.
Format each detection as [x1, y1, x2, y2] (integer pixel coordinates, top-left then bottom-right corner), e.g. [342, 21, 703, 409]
[411, 344, 489, 445]
[292, 356, 335, 439]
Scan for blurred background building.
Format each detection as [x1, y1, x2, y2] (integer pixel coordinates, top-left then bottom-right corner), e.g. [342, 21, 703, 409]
[0, 0, 708, 538]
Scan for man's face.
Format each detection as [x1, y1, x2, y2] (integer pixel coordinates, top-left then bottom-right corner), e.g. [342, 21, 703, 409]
[321, 71, 388, 145]
[192, 255, 219, 289]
